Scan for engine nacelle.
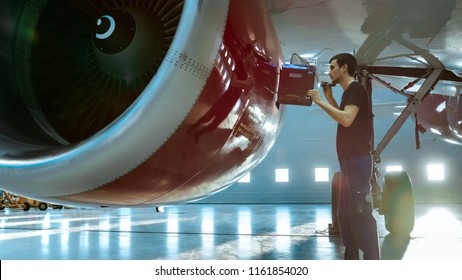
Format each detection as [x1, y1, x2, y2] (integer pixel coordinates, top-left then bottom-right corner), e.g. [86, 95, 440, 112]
[0, 0, 284, 207]
[415, 94, 462, 145]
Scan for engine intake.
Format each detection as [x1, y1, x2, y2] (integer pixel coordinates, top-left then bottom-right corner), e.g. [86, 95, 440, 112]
[12, 0, 183, 144]
[0, 0, 231, 200]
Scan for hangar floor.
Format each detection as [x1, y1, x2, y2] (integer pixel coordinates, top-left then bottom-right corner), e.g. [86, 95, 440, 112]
[1, 203, 462, 260]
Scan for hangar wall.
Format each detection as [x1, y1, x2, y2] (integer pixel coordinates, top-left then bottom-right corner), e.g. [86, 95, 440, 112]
[200, 92, 462, 204]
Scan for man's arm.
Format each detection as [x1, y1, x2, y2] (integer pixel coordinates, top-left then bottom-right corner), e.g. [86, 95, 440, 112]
[307, 89, 359, 127]
[322, 86, 340, 109]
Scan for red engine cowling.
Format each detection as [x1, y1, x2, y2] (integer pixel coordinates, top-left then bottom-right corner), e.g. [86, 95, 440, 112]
[0, 0, 285, 207]
[415, 94, 462, 145]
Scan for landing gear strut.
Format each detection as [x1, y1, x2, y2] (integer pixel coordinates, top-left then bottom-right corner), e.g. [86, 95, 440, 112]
[367, 67, 445, 235]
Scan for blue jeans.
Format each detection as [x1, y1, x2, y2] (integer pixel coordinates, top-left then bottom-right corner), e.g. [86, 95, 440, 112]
[338, 155, 380, 260]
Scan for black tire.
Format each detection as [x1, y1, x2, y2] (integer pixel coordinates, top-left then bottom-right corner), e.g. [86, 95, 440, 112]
[329, 172, 342, 236]
[23, 202, 31, 211]
[38, 202, 48, 211]
[383, 171, 415, 236]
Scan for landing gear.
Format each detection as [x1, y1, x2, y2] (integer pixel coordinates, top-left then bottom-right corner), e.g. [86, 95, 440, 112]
[383, 171, 415, 235]
[359, 67, 432, 236]
[328, 168, 416, 236]
[328, 172, 341, 236]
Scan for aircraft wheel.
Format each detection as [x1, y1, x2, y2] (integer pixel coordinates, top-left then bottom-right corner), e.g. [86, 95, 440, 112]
[383, 171, 415, 236]
[23, 202, 31, 211]
[329, 172, 342, 236]
[38, 202, 48, 211]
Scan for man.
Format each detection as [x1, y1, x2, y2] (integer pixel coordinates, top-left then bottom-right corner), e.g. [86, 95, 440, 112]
[306, 53, 380, 260]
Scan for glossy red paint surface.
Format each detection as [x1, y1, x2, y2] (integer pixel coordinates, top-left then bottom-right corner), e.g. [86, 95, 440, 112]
[415, 94, 462, 145]
[60, 0, 285, 206]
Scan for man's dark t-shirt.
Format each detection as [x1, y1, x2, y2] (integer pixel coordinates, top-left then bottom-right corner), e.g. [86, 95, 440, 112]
[336, 81, 372, 161]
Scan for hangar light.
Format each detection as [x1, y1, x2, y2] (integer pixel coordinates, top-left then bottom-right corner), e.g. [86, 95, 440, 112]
[430, 128, 442, 135]
[275, 168, 289, 183]
[315, 168, 329, 182]
[386, 165, 403, 172]
[427, 164, 445, 181]
[238, 172, 251, 183]
[436, 101, 446, 113]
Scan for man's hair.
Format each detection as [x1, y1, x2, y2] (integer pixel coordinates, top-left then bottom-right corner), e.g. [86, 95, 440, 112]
[329, 53, 357, 77]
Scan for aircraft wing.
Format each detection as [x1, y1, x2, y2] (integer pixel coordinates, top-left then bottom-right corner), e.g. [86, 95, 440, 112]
[269, 0, 462, 145]
[269, 0, 462, 95]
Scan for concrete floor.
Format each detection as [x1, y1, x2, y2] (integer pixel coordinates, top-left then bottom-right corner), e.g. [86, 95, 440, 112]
[1, 203, 461, 260]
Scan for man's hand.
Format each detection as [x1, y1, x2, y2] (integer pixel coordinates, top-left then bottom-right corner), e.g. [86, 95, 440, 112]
[306, 86, 357, 127]
[306, 89, 323, 105]
[321, 83, 334, 100]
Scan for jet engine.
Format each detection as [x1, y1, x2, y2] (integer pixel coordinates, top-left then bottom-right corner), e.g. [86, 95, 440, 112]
[0, 0, 284, 207]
